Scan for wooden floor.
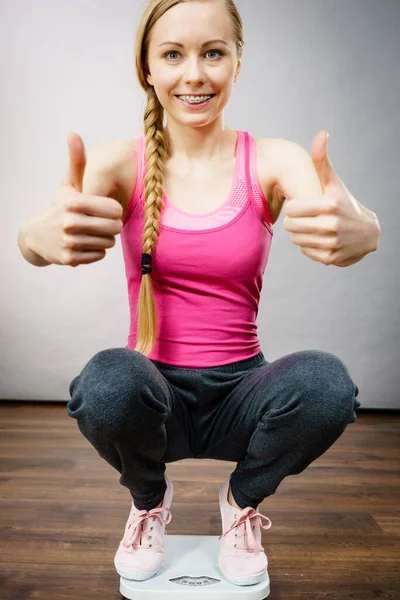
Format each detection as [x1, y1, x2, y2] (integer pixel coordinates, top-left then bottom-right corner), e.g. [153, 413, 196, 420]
[0, 402, 399, 600]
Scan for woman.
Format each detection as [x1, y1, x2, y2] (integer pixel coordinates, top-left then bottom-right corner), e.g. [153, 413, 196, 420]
[67, 0, 361, 588]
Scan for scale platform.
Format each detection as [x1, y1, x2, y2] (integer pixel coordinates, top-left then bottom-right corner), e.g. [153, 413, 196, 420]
[120, 535, 270, 599]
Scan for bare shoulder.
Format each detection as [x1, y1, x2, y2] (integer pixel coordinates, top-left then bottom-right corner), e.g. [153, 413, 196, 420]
[257, 137, 312, 177]
[255, 137, 307, 176]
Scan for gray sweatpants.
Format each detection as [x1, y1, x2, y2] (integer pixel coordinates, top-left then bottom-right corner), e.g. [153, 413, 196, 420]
[67, 348, 361, 511]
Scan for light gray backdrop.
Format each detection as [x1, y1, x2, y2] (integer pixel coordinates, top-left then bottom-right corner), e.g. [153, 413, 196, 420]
[1, 0, 398, 407]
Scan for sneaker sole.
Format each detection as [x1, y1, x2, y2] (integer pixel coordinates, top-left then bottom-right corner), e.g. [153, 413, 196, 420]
[114, 560, 162, 581]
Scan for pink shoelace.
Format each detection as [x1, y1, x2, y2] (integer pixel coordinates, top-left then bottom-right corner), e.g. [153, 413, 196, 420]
[123, 506, 172, 549]
[219, 506, 272, 553]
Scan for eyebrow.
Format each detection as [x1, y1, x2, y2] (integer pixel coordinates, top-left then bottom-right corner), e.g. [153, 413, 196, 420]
[158, 39, 229, 48]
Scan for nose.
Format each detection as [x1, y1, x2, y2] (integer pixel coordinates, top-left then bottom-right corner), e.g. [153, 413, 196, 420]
[183, 56, 206, 86]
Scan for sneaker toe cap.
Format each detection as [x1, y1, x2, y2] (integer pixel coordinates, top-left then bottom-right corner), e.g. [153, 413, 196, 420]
[115, 545, 165, 572]
[219, 551, 267, 578]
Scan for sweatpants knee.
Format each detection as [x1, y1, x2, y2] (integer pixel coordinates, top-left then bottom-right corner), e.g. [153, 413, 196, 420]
[294, 350, 359, 430]
[67, 347, 169, 435]
[67, 348, 146, 423]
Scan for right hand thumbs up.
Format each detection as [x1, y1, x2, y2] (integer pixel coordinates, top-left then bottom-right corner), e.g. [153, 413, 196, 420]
[24, 132, 123, 267]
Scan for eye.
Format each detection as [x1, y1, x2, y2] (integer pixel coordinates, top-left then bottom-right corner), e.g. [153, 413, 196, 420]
[163, 49, 223, 62]
[205, 50, 223, 60]
[164, 51, 180, 61]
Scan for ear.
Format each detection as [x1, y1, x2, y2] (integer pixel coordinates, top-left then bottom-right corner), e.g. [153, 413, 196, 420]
[146, 72, 153, 86]
[234, 60, 241, 83]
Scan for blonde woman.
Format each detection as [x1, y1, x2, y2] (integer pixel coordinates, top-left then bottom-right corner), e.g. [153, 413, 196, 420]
[19, 0, 379, 590]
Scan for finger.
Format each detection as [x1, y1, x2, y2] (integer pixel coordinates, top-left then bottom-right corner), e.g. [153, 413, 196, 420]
[66, 195, 123, 220]
[284, 215, 337, 234]
[63, 133, 87, 193]
[285, 197, 336, 218]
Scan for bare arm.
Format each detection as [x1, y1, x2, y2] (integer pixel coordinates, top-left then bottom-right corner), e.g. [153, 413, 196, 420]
[18, 139, 124, 267]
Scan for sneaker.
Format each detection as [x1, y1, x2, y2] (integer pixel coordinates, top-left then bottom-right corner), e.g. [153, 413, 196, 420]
[218, 478, 272, 586]
[114, 475, 173, 581]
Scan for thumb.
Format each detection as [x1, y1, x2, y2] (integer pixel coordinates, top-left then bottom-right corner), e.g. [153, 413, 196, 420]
[62, 133, 87, 193]
[311, 130, 337, 191]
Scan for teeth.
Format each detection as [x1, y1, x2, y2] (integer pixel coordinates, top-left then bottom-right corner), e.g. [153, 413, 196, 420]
[179, 95, 212, 103]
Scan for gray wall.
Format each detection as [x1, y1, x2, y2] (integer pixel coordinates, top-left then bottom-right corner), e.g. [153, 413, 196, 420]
[1, 0, 398, 407]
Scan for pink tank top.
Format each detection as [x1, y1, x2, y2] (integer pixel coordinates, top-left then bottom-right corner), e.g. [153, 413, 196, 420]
[120, 130, 274, 367]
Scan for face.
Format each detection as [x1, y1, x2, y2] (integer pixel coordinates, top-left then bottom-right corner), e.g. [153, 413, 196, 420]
[146, 1, 241, 126]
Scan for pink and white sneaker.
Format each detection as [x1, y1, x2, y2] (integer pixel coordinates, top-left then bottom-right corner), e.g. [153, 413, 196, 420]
[218, 478, 272, 586]
[114, 475, 173, 581]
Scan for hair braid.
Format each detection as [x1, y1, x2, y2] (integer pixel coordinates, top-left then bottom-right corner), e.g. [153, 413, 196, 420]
[134, 88, 168, 356]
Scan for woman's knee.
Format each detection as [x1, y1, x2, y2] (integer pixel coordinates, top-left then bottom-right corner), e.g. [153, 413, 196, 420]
[292, 350, 359, 427]
[67, 347, 167, 427]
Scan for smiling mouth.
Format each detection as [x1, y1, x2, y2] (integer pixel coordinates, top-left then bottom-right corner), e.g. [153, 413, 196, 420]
[175, 94, 216, 97]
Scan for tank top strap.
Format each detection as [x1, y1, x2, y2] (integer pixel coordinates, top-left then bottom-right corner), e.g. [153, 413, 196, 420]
[240, 130, 253, 201]
[234, 130, 246, 183]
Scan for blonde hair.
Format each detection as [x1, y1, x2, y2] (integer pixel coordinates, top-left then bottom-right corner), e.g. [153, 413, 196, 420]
[134, 0, 244, 357]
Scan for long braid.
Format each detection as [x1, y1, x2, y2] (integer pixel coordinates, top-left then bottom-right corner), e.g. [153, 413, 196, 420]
[134, 88, 168, 356]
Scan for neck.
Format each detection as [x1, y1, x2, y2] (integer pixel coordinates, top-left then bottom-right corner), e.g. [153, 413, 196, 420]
[164, 117, 234, 164]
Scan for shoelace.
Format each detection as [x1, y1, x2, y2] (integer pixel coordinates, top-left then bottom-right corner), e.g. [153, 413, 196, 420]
[123, 506, 172, 549]
[218, 506, 272, 553]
